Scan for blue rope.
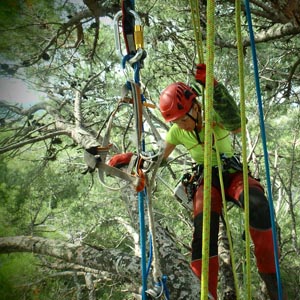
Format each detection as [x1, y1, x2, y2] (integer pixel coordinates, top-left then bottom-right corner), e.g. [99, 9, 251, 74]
[162, 275, 170, 300]
[152, 275, 170, 300]
[122, 55, 141, 84]
[138, 190, 148, 300]
[121, 3, 169, 297]
[124, 24, 147, 299]
[145, 209, 170, 299]
[138, 59, 147, 300]
[244, 1, 283, 299]
[124, 79, 146, 103]
[133, 61, 141, 83]
[122, 54, 134, 69]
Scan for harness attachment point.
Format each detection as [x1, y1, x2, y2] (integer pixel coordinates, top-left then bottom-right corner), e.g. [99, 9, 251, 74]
[181, 164, 204, 202]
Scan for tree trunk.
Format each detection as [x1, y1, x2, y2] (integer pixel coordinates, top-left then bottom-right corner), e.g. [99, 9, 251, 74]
[218, 220, 237, 300]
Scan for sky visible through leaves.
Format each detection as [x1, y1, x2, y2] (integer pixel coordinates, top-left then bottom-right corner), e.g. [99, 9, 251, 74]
[0, 78, 42, 105]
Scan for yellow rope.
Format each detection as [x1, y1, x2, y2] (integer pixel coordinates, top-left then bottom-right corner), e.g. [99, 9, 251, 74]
[190, 1, 251, 299]
[201, 0, 215, 299]
[235, 0, 252, 298]
[189, 0, 204, 64]
[214, 137, 240, 300]
[190, 0, 205, 101]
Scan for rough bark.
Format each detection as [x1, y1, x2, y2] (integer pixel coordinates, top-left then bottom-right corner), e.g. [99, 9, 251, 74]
[0, 231, 200, 299]
[218, 221, 237, 300]
[119, 184, 201, 299]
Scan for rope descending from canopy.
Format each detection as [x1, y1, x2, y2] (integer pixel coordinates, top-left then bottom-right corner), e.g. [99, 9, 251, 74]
[114, 1, 170, 299]
[235, 0, 252, 298]
[189, 1, 253, 299]
[200, 0, 215, 299]
[244, 1, 284, 299]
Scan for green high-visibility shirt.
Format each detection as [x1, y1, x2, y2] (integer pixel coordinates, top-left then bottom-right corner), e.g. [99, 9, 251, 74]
[166, 83, 241, 166]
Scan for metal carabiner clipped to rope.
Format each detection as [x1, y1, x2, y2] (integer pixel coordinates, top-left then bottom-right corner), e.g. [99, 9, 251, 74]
[113, 8, 144, 60]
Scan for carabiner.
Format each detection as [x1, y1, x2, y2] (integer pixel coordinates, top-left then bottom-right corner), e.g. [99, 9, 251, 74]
[113, 10, 123, 58]
[129, 47, 144, 65]
[113, 9, 144, 58]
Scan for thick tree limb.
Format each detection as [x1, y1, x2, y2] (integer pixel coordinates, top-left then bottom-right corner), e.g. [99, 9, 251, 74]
[0, 236, 141, 280]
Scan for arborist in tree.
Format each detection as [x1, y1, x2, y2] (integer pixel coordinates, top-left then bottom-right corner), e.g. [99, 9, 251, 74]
[158, 64, 287, 300]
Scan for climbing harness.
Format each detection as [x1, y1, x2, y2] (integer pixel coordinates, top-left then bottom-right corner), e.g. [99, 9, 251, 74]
[181, 164, 204, 202]
[220, 154, 243, 173]
[180, 154, 244, 204]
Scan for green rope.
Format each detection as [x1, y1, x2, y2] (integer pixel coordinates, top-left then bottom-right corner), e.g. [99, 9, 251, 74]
[201, 0, 215, 299]
[190, 0, 205, 101]
[190, 1, 251, 299]
[235, 1, 252, 298]
[189, 0, 204, 64]
[214, 138, 240, 300]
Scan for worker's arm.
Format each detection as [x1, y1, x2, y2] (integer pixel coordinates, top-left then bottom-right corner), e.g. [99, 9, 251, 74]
[213, 83, 241, 133]
[194, 63, 241, 133]
[163, 142, 176, 160]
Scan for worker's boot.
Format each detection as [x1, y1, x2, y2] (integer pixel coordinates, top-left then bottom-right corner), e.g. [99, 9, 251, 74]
[250, 227, 287, 300]
[190, 255, 219, 300]
[259, 272, 287, 300]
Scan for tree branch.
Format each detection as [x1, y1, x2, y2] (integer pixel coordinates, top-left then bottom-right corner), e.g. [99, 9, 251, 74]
[0, 130, 68, 155]
[0, 236, 141, 280]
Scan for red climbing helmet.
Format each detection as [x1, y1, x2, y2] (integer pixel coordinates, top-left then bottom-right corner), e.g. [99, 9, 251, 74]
[159, 82, 197, 122]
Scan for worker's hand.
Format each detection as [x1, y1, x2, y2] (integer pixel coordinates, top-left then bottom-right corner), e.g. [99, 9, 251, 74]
[195, 63, 218, 87]
[108, 152, 133, 168]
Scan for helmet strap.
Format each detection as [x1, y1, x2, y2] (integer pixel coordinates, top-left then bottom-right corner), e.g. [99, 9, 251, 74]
[193, 128, 201, 144]
[186, 112, 197, 124]
[186, 112, 202, 144]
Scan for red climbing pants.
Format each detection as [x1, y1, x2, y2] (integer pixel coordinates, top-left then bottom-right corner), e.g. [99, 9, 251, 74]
[190, 170, 278, 299]
[190, 256, 219, 300]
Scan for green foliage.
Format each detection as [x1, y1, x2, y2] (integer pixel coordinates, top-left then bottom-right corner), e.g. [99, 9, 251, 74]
[0, 145, 81, 236]
[0, 253, 38, 300]
[0, 0, 58, 61]
[0, 0, 300, 298]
